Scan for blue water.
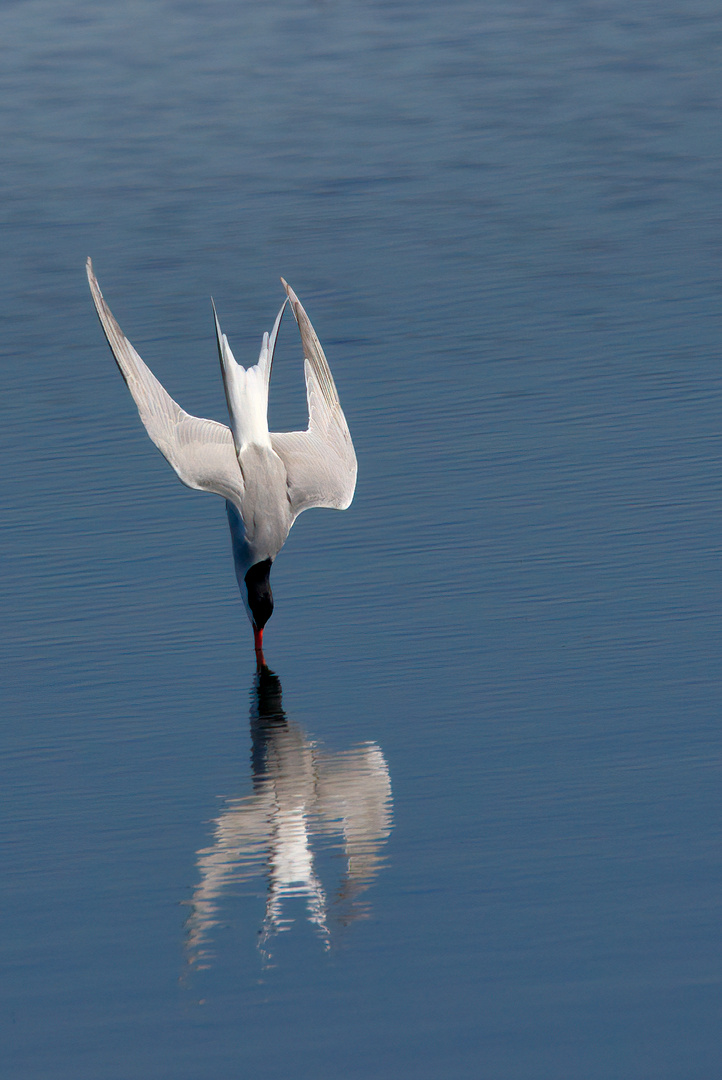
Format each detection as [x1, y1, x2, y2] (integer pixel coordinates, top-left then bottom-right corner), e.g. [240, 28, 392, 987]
[2, 1, 722, 1076]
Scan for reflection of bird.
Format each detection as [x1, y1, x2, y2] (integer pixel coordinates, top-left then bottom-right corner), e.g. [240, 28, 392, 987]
[87, 260, 357, 666]
[185, 668, 392, 967]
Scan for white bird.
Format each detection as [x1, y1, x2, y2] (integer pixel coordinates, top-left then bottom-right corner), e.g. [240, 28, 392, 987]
[86, 258, 357, 666]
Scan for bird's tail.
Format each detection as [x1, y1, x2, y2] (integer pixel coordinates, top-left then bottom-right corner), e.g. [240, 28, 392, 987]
[211, 298, 286, 453]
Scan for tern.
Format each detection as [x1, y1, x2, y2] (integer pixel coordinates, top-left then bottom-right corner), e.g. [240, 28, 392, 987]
[86, 258, 357, 667]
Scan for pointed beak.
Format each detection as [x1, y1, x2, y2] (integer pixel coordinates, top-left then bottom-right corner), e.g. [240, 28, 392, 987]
[253, 625, 266, 670]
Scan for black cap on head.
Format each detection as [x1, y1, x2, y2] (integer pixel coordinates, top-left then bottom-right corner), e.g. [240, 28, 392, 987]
[245, 559, 274, 629]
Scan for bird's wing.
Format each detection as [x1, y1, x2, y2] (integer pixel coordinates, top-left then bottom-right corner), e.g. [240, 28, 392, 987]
[87, 258, 243, 503]
[270, 281, 357, 518]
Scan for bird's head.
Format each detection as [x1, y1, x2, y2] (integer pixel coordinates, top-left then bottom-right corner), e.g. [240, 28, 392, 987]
[244, 559, 274, 667]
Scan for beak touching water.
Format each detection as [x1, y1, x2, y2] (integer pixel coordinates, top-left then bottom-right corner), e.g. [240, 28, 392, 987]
[253, 625, 266, 669]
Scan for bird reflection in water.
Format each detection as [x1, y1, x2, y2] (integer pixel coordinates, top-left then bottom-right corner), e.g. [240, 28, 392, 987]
[185, 668, 392, 966]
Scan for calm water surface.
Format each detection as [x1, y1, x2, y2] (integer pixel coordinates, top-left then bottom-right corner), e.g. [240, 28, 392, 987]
[2, 1, 722, 1077]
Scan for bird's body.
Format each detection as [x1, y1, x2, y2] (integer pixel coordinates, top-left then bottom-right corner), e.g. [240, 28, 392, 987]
[86, 259, 357, 664]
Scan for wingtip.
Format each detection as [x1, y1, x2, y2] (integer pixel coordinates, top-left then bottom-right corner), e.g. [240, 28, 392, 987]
[86, 259, 103, 304]
[210, 298, 225, 361]
[210, 297, 224, 337]
[280, 277, 299, 305]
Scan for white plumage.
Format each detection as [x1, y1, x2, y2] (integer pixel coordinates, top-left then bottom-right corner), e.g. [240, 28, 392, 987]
[86, 258, 357, 662]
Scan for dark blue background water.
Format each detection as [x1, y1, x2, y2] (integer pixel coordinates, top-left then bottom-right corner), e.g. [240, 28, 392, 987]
[2, 1, 721, 1076]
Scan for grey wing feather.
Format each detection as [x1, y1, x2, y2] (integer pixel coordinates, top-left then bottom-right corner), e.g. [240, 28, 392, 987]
[87, 258, 243, 503]
[272, 282, 357, 517]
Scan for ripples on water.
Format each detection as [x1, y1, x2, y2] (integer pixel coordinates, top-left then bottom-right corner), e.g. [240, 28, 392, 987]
[2, 0, 722, 1077]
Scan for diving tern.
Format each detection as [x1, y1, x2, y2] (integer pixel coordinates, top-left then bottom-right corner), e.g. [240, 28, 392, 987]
[86, 259, 357, 666]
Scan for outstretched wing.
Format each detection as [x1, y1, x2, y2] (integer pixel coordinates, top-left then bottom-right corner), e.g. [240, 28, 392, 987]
[270, 281, 357, 519]
[87, 258, 243, 503]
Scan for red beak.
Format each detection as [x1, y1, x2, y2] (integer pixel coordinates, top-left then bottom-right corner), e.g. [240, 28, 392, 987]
[253, 625, 266, 669]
